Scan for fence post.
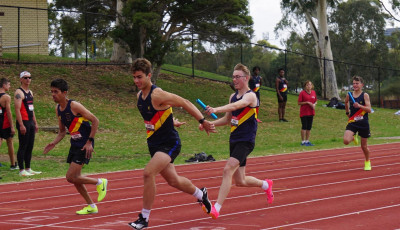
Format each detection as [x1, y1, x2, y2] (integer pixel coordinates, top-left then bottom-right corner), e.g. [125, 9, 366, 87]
[323, 57, 327, 99]
[17, 7, 20, 62]
[378, 67, 381, 108]
[0, 26, 2, 57]
[284, 49, 287, 76]
[85, 8, 88, 66]
[191, 32, 194, 77]
[240, 43, 243, 64]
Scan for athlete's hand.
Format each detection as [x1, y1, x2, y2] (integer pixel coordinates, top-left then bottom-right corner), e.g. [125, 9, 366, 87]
[19, 125, 27, 135]
[82, 143, 94, 159]
[173, 118, 186, 127]
[353, 102, 361, 108]
[201, 120, 216, 135]
[43, 143, 55, 155]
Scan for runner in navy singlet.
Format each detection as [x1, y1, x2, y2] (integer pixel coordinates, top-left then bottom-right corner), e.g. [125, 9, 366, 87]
[275, 68, 289, 122]
[44, 79, 108, 215]
[129, 58, 216, 230]
[203, 63, 274, 220]
[343, 76, 372, 171]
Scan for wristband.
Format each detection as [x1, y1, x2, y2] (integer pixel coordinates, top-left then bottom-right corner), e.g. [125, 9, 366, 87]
[88, 137, 94, 142]
[346, 112, 349, 115]
[198, 118, 205, 124]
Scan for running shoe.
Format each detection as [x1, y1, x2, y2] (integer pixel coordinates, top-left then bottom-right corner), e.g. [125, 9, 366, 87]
[198, 187, 212, 214]
[128, 213, 148, 229]
[364, 160, 372, 171]
[96, 178, 108, 202]
[281, 118, 289, 122]
[353, 133, 359, 145]
[26, 169, 41, 175]
[10, 164, 19, 170]
[264, 179, 274, 204]
[207, 204, 219, 219]
[19, 170, 33, 177]
[76, 205, 98, 215]
[301, 142, 305, 146]
[305, 142, 314, 146]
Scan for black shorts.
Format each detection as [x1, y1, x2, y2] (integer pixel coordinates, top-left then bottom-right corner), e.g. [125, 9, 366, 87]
[148, 140, 181, 163]
[0, 127, 14, 139]
[301, 116, 314, 130]
[346, 122, 371, 138]
[277, 93, 287, 102]
[67, 146, 90, 165]
[230, 141, 255, 167]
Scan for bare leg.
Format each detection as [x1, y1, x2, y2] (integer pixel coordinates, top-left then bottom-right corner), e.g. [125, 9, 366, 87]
[216, 157, 240, 206]
[233, 166, 263, 188]
[6, 138, 15, 165]
[66, 162, 97, 204]
[361, 137, 370, 161]
[343, 130, 355, 145]
[160, 163, 196, 194]
[306, 130, 311, 141]
[301, 129, 306, 141]
[142, 152, 170, 210]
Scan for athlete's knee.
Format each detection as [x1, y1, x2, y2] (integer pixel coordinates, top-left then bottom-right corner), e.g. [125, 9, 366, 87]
[343, 139, 350, 145]
[143, 169, 156, 181]
[66, 174, 77, 184]
[166, 178, 180, 188]
[235, 180, 247, 187]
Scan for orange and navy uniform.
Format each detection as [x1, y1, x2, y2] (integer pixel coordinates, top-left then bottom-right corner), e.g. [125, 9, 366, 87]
[19, 88, 34, 121]
[230, 90, 257, 143]
[251, 75, 261, 93]
[278, 78, 287, 93]
[0, 93, 10, 129]
[137, 85, 180, 147]
[348, 92, 369, 126]
[58, 100, 92, 148]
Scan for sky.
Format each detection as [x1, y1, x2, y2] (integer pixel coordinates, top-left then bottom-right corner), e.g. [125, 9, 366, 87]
[249, 0, 400, 49]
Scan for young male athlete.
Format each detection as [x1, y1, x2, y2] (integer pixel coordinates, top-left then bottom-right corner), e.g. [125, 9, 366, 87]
[276, 68, 289, 122]
[249, 66, 262, 122]
[128, 58, 216, 230]
[343, 75, 372, 171]
[0, 78, 16, 170]
[43, 79, 108, 214]
[15, 71, 40, 176]
[204, 63, 274, 219]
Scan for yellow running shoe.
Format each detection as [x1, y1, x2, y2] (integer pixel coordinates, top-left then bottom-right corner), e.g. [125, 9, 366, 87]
[76, 205, 98, 215]
[353, 134, 359, 145]
[96, 178, 108, 202]
[364, 161, 372, 171]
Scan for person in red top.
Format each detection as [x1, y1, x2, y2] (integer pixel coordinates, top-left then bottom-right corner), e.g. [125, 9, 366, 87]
[0, 78, 16, 170]
[298, 80, 317, 146]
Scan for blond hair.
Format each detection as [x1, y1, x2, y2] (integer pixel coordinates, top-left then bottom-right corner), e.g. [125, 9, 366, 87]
[234, 63, 250, 77]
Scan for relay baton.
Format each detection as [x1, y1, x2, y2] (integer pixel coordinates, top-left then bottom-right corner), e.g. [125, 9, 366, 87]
[348, 92, 356, 103]
[196, 99, 218, 119]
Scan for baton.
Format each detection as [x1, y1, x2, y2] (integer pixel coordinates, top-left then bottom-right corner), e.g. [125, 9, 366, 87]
[196, 99, 218, 119]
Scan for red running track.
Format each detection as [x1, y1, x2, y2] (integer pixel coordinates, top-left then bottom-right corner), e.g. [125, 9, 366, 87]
[0, 142, 399, 230]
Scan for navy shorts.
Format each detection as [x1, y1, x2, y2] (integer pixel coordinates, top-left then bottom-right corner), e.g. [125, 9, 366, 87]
[277, 93, 287, 102]
[148, 140, 181, 163]
[0, 127, 14, 139]
[230, 141, 255, 167]
[67, 146, 90, 165]
[346, 122, 371, 138]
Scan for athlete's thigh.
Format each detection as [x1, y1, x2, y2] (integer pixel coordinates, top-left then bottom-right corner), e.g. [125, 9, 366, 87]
[144, 151, 172, 175]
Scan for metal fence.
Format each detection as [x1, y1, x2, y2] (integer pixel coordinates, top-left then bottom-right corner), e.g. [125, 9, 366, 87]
[1, 4, 399, 107]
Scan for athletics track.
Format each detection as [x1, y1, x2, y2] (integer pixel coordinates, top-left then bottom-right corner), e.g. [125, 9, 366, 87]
[0, 142, 399, 230]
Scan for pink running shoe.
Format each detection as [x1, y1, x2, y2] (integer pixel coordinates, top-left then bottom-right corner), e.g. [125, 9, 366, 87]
[265, 179, 274, 204]
[203, 204, 219, 219]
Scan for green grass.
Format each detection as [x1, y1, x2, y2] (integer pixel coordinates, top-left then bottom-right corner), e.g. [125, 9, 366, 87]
[0, 61, 399, 183]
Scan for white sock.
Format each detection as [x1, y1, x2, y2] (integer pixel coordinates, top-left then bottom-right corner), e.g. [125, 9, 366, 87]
[141, 209, 151, 221]
[96, 178, 102, 186]
[301, 140, 305, 144]
[305, 140, 309, 143]
[261, 180, 269, 190]
[193, 187, 203, 200]
[89, 204, 96, 208]
[214, 203, 222, 213]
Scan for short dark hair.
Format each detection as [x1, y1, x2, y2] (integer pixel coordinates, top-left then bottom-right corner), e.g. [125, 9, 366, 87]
[252, 66, 260, 72]
[131, 58, 152, 75]
[0, 78, 10, 88]
[278, 68, 285, 73]
[51, 79, 68, 92]
[352, 75, 364, 84]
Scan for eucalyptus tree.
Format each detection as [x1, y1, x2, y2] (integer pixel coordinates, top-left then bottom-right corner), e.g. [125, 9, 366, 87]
[278, 0, 340, 99]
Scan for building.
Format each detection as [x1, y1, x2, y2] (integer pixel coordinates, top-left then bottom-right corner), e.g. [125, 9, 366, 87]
[0, 0, 48, 56]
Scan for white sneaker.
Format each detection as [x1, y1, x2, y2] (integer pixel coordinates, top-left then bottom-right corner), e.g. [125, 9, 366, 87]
[19, 170, 34, 176]
[26, 169, 42, 175]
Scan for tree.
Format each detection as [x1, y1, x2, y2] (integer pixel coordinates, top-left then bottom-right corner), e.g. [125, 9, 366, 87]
[112, 0, 253, 83]
[279, 0, 340, 99]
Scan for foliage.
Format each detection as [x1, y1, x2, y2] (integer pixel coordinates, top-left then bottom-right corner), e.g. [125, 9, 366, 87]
[112, 0, 253, 82]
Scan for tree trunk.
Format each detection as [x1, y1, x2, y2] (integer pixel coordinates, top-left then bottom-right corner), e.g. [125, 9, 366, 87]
[110, 0, 132, 63]
[317, 0, 339, 99]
